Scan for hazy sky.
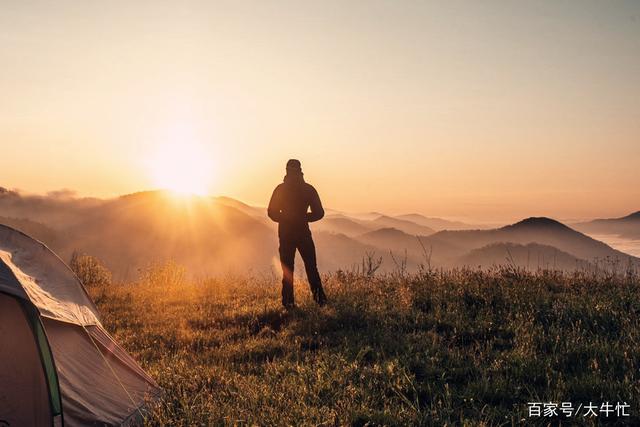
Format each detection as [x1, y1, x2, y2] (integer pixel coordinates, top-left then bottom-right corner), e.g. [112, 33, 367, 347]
[1, 0, 639, 221]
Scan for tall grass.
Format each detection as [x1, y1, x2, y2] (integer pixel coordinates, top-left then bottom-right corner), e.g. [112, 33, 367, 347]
[91, 264, 640, 426]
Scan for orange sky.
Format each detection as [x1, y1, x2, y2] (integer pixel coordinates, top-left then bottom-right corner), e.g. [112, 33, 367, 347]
[1, 1, 639, 221]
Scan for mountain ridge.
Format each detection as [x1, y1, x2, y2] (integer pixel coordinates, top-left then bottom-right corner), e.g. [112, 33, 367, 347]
[573, 210, 640, 239]
[1, 190, 637, 276]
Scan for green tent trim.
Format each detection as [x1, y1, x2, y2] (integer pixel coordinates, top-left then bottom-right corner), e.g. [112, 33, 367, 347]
[20, 299, 63, 420]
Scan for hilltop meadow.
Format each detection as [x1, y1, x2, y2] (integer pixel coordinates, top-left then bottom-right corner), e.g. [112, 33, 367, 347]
[82, 259, 640, 426]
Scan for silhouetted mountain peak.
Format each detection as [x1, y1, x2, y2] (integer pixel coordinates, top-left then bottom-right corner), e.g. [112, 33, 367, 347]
[506, 217, 570, 231]
[623, 211, 640, 220]
[361, 227, 408, 238]
[116, 189, 174, 202]
[369, 215, 435, 235]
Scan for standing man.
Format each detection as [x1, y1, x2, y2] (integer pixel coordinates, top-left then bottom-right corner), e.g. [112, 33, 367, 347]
[268, 159, 328, 308]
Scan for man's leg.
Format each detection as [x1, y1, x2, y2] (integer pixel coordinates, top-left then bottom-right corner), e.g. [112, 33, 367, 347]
[279, 239, 296, 308]
[298, 233, 327, 305]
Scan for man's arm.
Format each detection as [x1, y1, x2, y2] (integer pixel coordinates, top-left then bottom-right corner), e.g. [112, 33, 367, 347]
[306, 186, 324, 222]
[267, 186, 283, 223]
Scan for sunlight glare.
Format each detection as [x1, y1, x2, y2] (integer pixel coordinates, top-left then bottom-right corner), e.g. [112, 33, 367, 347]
[148, 140, 213, 196]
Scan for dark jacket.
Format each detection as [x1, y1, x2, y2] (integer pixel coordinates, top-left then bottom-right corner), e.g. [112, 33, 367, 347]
[268, 173, 324, 240]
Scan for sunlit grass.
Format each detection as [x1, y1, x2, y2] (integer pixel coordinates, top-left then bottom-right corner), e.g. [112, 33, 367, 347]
[90, 264, 640, 425]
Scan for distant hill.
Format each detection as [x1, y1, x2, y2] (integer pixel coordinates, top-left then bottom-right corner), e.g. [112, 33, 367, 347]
[346, 211, 386, 221]
[355, 227, 459, 268]
[456, 242, 589, 271]
[0, 190, 277, 279]
[314, 213, 435, 238]
[213, 196, 268, 221]
[0, 216, 63, 249]
[2, 190, 635, 276]
[312, 217, 374, 237]
[352, 217, 639, 270]
[573, 211, 640, 239]
[313, 232, 389, 271]
[370, 215, 435, 236]
[394, 214, 475, 231]
[428, 217, 637, 265]
[0, 190, 431, 277]
[358, 227, 427, 257]
[59, 191, 276, 278]
[0, 187, 101, 228]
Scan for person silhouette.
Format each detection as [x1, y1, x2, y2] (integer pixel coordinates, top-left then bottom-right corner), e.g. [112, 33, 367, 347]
[268, 159, 328, 308]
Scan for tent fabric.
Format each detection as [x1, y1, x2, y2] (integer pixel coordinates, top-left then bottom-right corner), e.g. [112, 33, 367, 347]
[0, 224, 160, 426]
[44, 319, 159, 426]
[0, 292, 52, 426]
[0, 253, 29, 299]
[0, 225, 100, 325]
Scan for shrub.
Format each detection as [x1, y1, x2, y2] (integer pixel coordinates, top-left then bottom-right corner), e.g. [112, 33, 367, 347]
[69, 251, 112, 287]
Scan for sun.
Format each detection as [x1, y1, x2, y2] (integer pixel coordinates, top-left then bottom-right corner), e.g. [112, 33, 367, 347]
[148, 141, 213, 196]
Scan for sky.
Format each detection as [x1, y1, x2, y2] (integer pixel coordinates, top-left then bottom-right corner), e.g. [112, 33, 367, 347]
[1, 0, 639, 221]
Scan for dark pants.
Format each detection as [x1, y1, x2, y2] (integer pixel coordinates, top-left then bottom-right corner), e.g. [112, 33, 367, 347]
[279, 233, 326, 307]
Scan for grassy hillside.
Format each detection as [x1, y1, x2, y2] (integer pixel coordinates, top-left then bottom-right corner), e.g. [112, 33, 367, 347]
[90, 263, 640, 426]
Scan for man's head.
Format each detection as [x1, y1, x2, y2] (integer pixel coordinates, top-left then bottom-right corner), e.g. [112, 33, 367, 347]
[286, 159, 302, 173]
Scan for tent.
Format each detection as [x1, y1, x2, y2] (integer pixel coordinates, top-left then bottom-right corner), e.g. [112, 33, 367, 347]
[0, 224, 160, 426]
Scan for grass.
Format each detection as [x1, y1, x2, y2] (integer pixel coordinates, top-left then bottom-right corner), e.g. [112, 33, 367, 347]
[89, 264, 640, 426]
